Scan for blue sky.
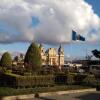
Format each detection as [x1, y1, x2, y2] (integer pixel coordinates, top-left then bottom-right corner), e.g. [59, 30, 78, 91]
[0, 0, 100, 60]
[85, 0, 100, 16]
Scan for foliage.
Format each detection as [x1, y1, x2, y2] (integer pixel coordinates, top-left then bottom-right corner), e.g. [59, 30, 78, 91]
[54, 73, 75, 85]
[0, 85, 90, 96]
[0, 72, 97, 90]
[12, 66, 25, 75]
[92, 49, 100, 59]
[0, 66, 6, 74]
[24, 43, 42, 74]
[13, 56, 19, 62]
[82, 74, 96, 86]
[74, 74, 87, 85]
[0, 52, 12, 69]
[67, 74, 75, 85]
[54, 72, 67, 84]
[19, 53, 24, 61]
[0, 73, 54, 88]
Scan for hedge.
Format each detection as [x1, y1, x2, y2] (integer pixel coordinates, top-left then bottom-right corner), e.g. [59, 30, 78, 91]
[54, 73, 75, 85]
[67, 74, 75, 85]
[0, 73, 97, 88]
[54, 73, 67, 84]
[0, 73, 54, 88]
[74, 74, 87, 85]
[54, 73, 97, 86]
[17, 75, 54, 88]
[82, 74, 96, 86]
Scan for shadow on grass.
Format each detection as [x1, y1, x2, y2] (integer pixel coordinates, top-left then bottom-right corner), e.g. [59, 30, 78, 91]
[76, 93, 100, 100]
[0, 97, 3, 100]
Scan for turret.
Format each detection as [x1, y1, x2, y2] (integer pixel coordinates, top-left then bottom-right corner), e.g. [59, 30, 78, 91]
[58, 44, 64, 55]
[58, 44, 64, 66]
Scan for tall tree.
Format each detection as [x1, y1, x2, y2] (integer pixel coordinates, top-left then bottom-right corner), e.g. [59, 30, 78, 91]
[24, 43, 42, 74]
[14, 56, 19, 62]
[20, 53, 24, 61]
[0, 52, 12, 69]
[92, 49, 100, 59]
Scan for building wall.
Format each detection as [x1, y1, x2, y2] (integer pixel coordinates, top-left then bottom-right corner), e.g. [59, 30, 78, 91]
[47, 48, 58, 65]
[40, 45, 64, 66]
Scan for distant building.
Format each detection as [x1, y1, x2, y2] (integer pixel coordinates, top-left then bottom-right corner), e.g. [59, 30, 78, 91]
[72, 59, 100, 73]
[12, 53, 24, 67]
[39, 44, 64, 66]
[12, 45, 64, 67]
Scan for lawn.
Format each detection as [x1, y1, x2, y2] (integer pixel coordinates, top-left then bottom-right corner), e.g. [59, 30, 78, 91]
[0, 85, 92, 96]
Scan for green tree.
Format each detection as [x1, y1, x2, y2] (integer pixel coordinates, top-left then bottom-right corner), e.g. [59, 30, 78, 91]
[24, 43, 42, 74]
[14, 56, 19, 62]
[92, 49, 100, 59]
[0, 52, 12, 69]
[20, 53, 24, 61]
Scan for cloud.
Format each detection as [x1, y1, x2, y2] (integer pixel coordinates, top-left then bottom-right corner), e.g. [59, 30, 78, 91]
[0, 0, 100, 44]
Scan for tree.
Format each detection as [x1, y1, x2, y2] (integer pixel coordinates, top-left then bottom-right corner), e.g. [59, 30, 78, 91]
[24, 43, 42, 74]
[14, 56, 19, 62]
[20, 53, 24, 61]
[92, 49, 100, 59]
[0, 52, 12, 69]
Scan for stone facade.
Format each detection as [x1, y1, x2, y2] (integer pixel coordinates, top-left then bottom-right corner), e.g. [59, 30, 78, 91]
[39, 44, 64, 66]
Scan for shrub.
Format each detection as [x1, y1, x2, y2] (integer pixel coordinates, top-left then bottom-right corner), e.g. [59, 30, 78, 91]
[0, 73, 54, 88]
[0, 52, 12, 69]
[24, 43, 42, 74]
[74, 74, 87, 85]
[67, 74, 75, 85]
[0, 67, 6, 74]
[82, 74, 96, 86]
[54, 73, 67, 84]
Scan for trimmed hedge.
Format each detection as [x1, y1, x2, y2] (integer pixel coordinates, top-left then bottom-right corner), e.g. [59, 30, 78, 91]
[54, 73, 75, 85]
[54, 73, 96, 86]
[54, 73, 67, 84]
[0, 73, 97, 88]
[67, 74, 75, 85]
[82, 74, 96, 86]
[0, 73, 54, 88]
[17, 75, 54, 88]
[74, 74, 87, 85]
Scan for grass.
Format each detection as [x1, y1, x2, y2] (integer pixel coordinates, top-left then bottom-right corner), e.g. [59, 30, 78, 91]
[0, 85, 92, 96]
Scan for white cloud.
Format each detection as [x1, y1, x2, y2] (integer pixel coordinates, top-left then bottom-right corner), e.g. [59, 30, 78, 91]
[0, 0, 100, 44]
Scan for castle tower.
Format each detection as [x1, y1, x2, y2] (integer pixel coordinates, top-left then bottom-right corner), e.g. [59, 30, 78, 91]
[45, 48, 58, 66]
[58, 44, 64, 66]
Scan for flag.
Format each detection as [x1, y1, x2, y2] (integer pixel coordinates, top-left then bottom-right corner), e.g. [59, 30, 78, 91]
[77, 34, 85, 41]
[72, 30, 77, 40]
[72, 30, 85, 41]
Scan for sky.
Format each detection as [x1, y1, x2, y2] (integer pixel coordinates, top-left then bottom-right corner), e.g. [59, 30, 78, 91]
[0, 0, 100, 59]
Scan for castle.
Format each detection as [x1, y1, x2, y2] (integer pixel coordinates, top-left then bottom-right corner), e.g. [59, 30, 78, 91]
[39, 44, 64, 66]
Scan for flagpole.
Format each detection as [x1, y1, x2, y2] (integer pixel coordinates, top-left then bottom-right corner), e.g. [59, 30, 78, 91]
[70, 40, 73, 65]
[71, 30, 86, 65]
[70, 41, 71, 64]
